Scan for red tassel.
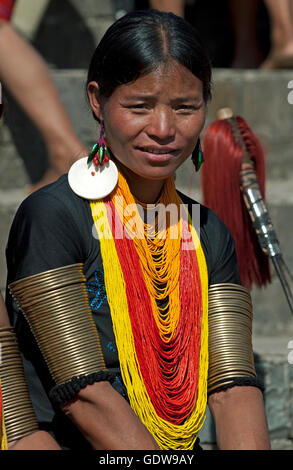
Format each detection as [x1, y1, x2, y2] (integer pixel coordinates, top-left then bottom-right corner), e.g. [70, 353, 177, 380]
[0, 0, 16, 21]
[201, 115, 271, 290]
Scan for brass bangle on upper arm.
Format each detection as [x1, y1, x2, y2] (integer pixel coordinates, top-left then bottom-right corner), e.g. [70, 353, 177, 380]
[207, 283, 260, 395]
[0, 327, 39, 444]
[9, 264, 114, 404]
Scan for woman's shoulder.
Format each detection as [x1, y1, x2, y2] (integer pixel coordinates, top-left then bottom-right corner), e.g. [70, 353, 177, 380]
[9, 174, 92, 250]
[6, 175, 92, 277]
[21, 174, 81, 207]
[176, 189, 229, 234]
[16, 174, 88, 221]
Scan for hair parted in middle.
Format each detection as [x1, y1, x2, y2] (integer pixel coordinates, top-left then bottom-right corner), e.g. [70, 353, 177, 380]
[87, 9, 212, 107]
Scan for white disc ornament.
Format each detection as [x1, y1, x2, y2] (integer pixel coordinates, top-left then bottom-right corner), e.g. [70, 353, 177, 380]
[68, 157, 118, 200]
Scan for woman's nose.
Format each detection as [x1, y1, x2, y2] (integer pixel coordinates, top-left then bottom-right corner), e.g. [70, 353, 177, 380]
[146, 108, 176, 142]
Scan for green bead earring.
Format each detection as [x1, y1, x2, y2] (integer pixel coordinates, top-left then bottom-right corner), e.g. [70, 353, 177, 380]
[192, 139, 203, 172]
[87, 122, 110, 167]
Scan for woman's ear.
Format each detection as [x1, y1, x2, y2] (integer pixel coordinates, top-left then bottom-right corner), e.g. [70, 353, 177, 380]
[87, 81, 103, 121]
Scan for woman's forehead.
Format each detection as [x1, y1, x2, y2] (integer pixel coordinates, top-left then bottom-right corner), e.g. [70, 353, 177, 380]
[114, 62, 203, 100]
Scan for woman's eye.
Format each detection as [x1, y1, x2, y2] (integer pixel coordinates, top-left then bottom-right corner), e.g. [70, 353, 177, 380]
[175, 105, 197, 111]
[130, 104, 149, 109]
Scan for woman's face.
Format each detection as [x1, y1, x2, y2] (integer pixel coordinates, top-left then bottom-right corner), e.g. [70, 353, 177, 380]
[88, 60, 206, 183]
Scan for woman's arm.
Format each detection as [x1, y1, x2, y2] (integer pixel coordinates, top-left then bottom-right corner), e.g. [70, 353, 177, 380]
[0, 291, 10, 327]
[0, 20, 86, 190]
[61, 381, 160, 450]
[8, 432, 60, 450]
[0, 293, 61, 450]
[208, 385, 271, 450]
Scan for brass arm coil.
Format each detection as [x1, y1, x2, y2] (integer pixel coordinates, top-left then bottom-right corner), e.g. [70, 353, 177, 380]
[0, 327, 38, 443]
[208, 283, 257, 394]
[9, 264, 107, 386]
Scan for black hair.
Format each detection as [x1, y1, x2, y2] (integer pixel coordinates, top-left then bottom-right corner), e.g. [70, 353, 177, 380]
[87, 9, 212, 105]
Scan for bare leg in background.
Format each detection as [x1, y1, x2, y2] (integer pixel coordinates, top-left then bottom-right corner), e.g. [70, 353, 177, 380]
[149, 0, 185, 18]
[261, 0, 293, 69]
[0, 20, 87, 193]
[229, 0, 263, 68]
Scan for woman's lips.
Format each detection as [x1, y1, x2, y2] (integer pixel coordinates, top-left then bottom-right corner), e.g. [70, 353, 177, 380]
[136, 146, 179, 163]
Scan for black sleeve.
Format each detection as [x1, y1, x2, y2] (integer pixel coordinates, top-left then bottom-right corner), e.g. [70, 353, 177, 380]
[200, 205, 242, 286]
[6, 190, 85, 283]
[177, 190, 241, 285]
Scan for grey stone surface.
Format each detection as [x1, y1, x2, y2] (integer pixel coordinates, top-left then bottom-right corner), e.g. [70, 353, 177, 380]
[271, 439, 293, 450]
[199, 336, 293, 445]
[259, 362, 290, 439]
[29, 0, 122, 69]
[289, 364, 293, 439]
[202, 439, 293, 450]
[0, 140, 29, 190]
[70, 0, 115, 17]
[250, 337, 293, 442]
[52, 70, 97, 147]
[69, 0, 116, 46]
[0, 190, 25, 290]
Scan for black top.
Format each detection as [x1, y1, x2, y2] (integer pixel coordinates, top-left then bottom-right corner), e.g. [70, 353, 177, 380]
[5, 175, 241, 449]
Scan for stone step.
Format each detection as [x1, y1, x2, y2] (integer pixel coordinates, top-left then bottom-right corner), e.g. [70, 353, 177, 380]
[1, 68, 293, 185]
[199, 335, 293, 449]
[0, 189, 26, 293]
[1, 68, 293, 181]
[202, 439, 293, 450]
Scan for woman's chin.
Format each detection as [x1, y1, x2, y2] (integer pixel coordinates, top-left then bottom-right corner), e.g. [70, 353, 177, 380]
[132, 165, 176, 182]
[113, 158, 175, 181]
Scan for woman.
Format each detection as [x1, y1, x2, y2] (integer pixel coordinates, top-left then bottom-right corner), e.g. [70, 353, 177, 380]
[5, 10, 270, 450]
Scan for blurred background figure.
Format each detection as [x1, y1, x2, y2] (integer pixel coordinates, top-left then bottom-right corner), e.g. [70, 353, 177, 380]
[149, 0, 185, 17]
[261, 0, 293, 69]
[229, 0, 293, 69]
[229, 0, 263, 68]
[149, 0, 262, 67]
[0, 0, 86, 193]
[149, 0, 293, 70]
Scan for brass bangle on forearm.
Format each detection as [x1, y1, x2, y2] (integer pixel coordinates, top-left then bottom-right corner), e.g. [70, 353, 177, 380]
[208, 283, 258, 395]
[9, 264, 114, 403]
[0, 327, 39, 443]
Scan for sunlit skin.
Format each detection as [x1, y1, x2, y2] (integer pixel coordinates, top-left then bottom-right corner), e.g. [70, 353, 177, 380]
[87, 60, 206, 203]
